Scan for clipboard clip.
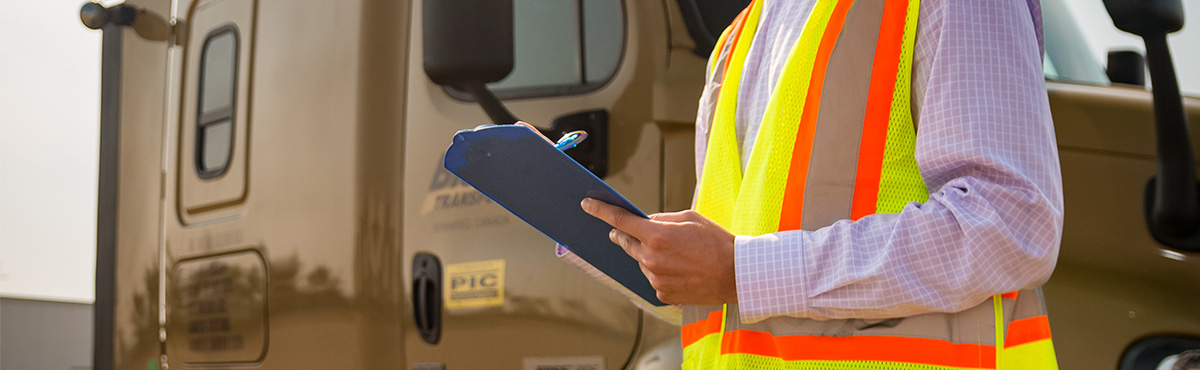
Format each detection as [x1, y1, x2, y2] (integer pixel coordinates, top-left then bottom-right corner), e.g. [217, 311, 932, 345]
[546, 110, 609, 178]
[554, 131, 588, 151]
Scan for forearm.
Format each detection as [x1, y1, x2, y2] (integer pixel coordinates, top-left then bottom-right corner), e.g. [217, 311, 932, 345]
[734, 174, 1061, 322]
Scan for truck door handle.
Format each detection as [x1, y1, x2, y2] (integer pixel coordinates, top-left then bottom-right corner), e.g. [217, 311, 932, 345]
[412, 253, 442, 345]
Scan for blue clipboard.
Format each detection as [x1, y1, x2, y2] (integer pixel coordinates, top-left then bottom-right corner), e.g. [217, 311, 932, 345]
[443, 125, 666, 307]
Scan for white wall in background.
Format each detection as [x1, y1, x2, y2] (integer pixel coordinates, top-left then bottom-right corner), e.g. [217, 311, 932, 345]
[0, 0, 103, 303]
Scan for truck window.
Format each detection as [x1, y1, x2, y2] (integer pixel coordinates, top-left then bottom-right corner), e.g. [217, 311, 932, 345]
[197, 27, 239, 178]
[1041, 0, 1109, 85]
[449, 0, 624, 100]
[682, 0, 1111, 86]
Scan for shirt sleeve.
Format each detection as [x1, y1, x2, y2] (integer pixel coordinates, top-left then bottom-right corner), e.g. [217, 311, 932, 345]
[732, 0, 1064, 323]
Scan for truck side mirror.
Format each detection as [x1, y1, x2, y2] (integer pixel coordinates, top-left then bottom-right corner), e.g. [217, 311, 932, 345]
[1103, 0, 1200, 251]
[80, 2, 172, 43]
[1106, 50, 1145, 86]
[423, 0, 519, 124]
[1103, 0, 1184, 36]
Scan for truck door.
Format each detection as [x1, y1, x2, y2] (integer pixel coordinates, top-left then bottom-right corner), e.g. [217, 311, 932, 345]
[403, 1, 699, 369]
[164, 0, 399, 368]
[164, 0, 268, 367]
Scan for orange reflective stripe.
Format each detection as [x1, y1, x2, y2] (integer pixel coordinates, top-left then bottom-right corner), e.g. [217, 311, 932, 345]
[717, 4, 753, 86]
[695, 0, 763, 227]
[681, 310, 724, 348]
[1000, 291, 1019, 300]
[777, 0, 854, 231]
[712, 6, 750, 64]
[849, 0, 909, 220]
[1005, 315, 1052, 349]
[720, 330, 996, 368]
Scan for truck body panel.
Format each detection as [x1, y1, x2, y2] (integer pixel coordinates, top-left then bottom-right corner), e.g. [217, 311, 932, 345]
[94, 1, 1200, 369]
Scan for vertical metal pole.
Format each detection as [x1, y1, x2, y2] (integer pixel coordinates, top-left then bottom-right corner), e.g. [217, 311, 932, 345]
[94, 23, 123, 370]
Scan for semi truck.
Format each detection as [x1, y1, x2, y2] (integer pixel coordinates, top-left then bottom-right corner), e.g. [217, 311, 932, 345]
[81, 0, 1200, 369]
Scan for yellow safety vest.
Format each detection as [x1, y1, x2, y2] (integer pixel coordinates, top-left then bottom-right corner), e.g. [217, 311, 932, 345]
[685, 0, 1059, 369]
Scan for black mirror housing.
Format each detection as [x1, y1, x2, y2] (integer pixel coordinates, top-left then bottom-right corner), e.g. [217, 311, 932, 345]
[422, 0, 520, 124]
[1107, 50, 1145, 86]
[1103, 0, 1184, 36]
[423, 0, 514, 86]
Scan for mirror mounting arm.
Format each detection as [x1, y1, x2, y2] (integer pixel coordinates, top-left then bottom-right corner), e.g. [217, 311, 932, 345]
[1140, 32, 1200, 251]
[1104, 0, 1199, 251]
[460, 82, 519, 125]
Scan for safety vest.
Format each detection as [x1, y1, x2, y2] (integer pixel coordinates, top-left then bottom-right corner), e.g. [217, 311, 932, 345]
[686, 0, 1059, 369]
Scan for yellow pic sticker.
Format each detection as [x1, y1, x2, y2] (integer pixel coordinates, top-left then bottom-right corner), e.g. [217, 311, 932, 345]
[444, 259, 505, 309]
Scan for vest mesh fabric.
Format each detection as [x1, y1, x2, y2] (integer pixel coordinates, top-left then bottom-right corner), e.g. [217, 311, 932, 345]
[694, 0, 764, 229]
[876, 0, 927, 213]
[729, 0, 836, 236]
[684, 0, 1057, 369]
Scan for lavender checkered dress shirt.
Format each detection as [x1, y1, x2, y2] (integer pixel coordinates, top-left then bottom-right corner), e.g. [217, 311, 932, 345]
[693, 0, 1064, 323]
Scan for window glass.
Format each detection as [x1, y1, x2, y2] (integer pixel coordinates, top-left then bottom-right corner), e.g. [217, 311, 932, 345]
[483, 0, 623, 95]
[201, 120, 233, 172]
[1044, 51, 1061, 80]
[201, 31, 238, 116]
[583, 0, 622, 84]
[1041, 0, 1108, 84]
[494, 1, 581, 90]
[197, 27, 239, 178]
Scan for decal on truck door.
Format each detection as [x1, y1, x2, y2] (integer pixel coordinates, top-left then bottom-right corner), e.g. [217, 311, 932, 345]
[170, 250, 267, 364]
[423, 163, 514, 233]
[422, 165, 495, 215]
[443, 259, 506, 309]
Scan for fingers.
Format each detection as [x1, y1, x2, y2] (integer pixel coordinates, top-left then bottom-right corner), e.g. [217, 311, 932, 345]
[582, 198, 653, 239]
[610, 228, 667, 272]
[615, 228, 678, 305]
[592, 203, 736, 306]
[609, 228, 642, 258]
[514, 121, 554, 144]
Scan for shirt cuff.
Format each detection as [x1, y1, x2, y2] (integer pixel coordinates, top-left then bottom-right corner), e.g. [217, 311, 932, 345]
[733, 232, 809, 324]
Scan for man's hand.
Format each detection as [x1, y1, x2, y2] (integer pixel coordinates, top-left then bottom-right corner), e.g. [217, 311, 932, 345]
[581, 198, 738, 305]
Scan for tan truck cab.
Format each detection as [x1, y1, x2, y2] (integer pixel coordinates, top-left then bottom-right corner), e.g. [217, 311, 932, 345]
[81, 0, 1199, 369]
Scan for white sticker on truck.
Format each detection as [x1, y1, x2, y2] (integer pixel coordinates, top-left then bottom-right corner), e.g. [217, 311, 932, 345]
[522, 356, 605, 370]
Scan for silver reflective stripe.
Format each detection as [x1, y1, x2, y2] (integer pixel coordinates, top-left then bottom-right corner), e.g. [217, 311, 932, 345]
[801, 0, 886, 229]
[723, 298, 1001, 346]
[683, 305, 723, 326]
[1011, 288, 1050, 321]
[700, 30, 740, 137]
[683, 289, 1047, 348]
